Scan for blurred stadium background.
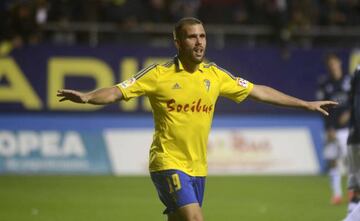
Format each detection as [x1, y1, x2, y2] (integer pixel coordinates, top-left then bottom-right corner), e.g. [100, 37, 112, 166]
[1, 0, 360, 220]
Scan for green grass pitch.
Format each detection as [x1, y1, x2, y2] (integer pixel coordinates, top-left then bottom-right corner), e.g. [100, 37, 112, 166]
[0, 175, 347, 221]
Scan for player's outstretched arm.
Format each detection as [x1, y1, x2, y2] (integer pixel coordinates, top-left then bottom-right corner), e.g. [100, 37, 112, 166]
[249, 84, 338, 116]
[57, 86, 123, 105]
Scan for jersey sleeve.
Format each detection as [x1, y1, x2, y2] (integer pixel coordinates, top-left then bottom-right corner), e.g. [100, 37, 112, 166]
[214, 65, 254, 103]
[116, 64, 158, 101]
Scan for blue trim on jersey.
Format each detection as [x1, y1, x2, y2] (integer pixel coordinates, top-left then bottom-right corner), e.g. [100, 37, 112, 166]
[216, 65, 237, 80]
[134, 64, 157, 80]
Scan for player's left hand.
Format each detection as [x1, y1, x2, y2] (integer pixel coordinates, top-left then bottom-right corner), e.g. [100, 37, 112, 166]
[307, 101, 338, 116]
[57, 89, 88, 103]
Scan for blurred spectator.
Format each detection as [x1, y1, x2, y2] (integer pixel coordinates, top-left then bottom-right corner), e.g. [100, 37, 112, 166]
[231, 0, 250, 24]
[47, 0, 76, 23]
[9, 1, 41, 46]
[0, 1, 14, 56]
[319, 0, 348, 26]
[247, 0, 272, 25]
[102, 0, 144, 28]
[46, 0, 79, 44]
[144, 0, 172, 23]
[284, 0, 319, 47]
[0, 1, 12, 42]
[199, 0, 240, 24]
[288, 0, 319, 31]
[170, 0, 200, 22]
[0, 0, 359, 47]
[339, 0, 360, 26]
[34, 0, 48, 25]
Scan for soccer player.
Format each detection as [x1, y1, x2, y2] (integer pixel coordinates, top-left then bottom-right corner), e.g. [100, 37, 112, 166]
[57, 17, 337, 221]
[316, 53, 351, 205]
[343, 64, 360, 221]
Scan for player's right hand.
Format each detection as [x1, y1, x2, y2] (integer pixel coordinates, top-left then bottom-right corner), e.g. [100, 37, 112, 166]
[307, 100, 338, 116]
[57, 89, 88, 103]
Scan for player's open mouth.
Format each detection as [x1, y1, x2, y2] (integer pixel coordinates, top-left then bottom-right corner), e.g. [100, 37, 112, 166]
[194, 48, 203, 56]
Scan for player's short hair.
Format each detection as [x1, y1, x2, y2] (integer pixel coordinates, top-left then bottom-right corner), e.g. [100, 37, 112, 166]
[173, 17, 203, 40]
[325, 52, 340, 63]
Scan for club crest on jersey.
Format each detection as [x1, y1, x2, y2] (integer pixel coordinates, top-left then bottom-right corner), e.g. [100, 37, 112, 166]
[120, 78, 136, 88]
[237, 78, 249, 88]
[204, 79, 210, 92]
[172, 83, 182, 89]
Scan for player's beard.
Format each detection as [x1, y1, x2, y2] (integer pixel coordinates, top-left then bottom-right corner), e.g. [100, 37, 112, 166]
[192, 47, 205, 64]
[181, 47, 205, 64]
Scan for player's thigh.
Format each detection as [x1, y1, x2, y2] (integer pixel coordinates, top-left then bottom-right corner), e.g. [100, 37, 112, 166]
[168, 212, 181, 221]
[174, 202, 203, 221]
[151, 170, 206, 215]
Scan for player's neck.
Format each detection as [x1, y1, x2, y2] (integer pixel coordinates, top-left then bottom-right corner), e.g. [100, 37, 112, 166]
[178, 55, 199, 73]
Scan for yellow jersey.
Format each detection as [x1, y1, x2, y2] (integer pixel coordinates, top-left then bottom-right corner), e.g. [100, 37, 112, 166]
[117, 56, 253, 176]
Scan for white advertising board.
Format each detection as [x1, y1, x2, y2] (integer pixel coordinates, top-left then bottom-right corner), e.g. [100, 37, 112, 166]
[208, 128, 319, 175]
[104, 127, 319, 175]
[104, 129, 152, 175]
